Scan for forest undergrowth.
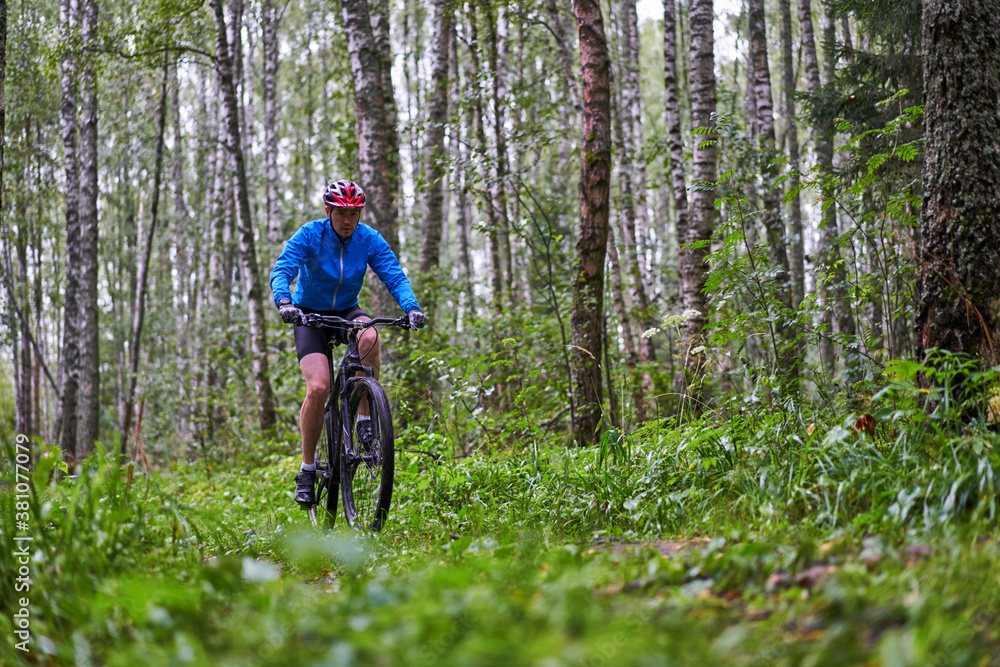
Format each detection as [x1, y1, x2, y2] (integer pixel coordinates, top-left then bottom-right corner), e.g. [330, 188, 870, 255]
[3, 352, 1000, 666]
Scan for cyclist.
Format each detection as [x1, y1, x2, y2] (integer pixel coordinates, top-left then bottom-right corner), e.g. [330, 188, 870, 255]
[270, 179, 426, 508]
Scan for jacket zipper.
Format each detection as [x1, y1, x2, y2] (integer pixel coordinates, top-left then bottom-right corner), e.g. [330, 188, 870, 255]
[331, 233, 345, 309]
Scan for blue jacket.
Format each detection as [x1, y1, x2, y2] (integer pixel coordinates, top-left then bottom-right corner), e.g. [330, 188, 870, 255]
[270, 219, 420, 314]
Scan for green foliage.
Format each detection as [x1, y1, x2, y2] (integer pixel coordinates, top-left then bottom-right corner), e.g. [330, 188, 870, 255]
[4, 366, 1000, 665]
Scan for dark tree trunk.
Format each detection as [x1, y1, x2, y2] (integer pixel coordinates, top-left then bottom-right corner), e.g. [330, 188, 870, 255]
[121, 57, 169, 456]
[418, 0, 452, 276]
[918, 0, 1000, 369]
[58, 0, 79, 458]
[370, 0, 402, 227]
[570, 0, 611, 445]
[210, 0, 277, 433]
[76, 0, 100, 459]
[2, 0, 22, 435]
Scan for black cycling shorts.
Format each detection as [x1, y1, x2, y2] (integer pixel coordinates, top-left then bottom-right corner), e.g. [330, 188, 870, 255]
[293, 304, 370, 361]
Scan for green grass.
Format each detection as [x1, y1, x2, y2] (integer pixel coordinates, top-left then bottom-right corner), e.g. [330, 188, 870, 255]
[3, 376, 1000, 665]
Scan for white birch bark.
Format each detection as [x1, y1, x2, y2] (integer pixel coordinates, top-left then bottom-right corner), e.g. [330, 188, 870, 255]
[210, 0, 277, 432]
[418, 0, 452, 277]
[681, 0, 716, 393]
[75, 0, 100, 458]
[58, 0, 81, 458]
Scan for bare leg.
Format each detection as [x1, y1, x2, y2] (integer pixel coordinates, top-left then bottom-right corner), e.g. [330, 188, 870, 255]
[299, 353, 330, 465]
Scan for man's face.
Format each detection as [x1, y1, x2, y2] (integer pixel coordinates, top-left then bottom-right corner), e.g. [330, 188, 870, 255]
[328, 206, 362, 238]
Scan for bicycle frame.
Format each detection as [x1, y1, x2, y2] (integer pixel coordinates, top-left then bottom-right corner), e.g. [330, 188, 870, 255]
[300, 313, 408, 527]
[305, 314, 407, 441]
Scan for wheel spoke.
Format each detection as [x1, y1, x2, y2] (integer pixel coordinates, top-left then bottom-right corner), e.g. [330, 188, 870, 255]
[340, 378, 394, 532]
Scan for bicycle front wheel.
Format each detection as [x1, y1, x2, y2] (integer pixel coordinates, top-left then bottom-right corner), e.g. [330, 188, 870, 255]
[340, 377, 395, 531]
[311, 408, 339, 529]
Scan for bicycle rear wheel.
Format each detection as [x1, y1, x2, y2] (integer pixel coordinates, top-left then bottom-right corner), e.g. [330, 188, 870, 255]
[340, 377, 395, 531]
[310, 408, 339, 529]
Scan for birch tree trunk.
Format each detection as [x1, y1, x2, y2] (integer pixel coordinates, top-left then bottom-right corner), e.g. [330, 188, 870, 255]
[486, 2, 513, 308]
[76, 0, 100, 458]
[262, 0, 282, 246]
[822, 4, 857, 380]
[210, 0, 277, 433]
[607, 226, 644, 422]
[341, 0, 401, 319]
[121, 57, 169, 456]
[452, 23, 475, 312]
[918, 0, 1000, 372]
[418, 0, 452, 276]
[546, 0, 582, 118]
[800, 0, 857, 375]
[620, 0, 652, 287]
[370, 0, 402, 226]
[58, 0, 81, 459]
[170, 58, 193, 439]
[467, 0, 504, 313]
[663, 0, 688, 306]
[779, 0, 805, 308]
[205, 116, 229, 440]
[341, 0, 398, 251]
[15, 227, 32, 436]
[748, 0, 796, 373]
[611, 0, 656, 380]
[1, 1, 9, 431]
[570, 0, 611, 445]
[796, 0, 831, 370]
[680, 0, 716, 398]
[610, 56, 646, 417]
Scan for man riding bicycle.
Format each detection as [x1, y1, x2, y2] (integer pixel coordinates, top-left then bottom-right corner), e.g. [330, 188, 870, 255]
[270, 179, 426, 508]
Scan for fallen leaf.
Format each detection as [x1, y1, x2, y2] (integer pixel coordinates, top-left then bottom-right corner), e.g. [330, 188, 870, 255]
[855, 413, 877, 435]
[793, 565, 837, 589]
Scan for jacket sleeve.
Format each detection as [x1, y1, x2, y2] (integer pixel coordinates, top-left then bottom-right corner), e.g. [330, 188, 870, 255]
[270, 225, 312, 308]
[368, 232, 420, 313]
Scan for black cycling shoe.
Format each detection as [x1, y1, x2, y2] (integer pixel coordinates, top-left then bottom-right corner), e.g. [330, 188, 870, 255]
[356, 419, 374, 450]
[294, 470, 316, 507]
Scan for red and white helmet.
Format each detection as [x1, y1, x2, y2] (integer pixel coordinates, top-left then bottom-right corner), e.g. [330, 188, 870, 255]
[323, 179, 366, 208]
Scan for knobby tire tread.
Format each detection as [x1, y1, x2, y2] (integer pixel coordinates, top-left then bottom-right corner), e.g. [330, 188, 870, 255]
[314, 408, 339, 529]
[340, 377, 395, 531]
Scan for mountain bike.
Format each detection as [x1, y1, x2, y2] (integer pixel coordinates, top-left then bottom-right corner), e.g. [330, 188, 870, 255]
[297, 313, 410, 532]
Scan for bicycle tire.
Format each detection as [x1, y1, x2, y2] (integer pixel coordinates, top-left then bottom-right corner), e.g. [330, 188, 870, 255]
[312, 408, 339, 529]
[340, 377, 395, 531]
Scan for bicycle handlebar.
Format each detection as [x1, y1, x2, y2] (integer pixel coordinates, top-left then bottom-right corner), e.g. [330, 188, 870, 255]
[298, 313, 411, 330]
